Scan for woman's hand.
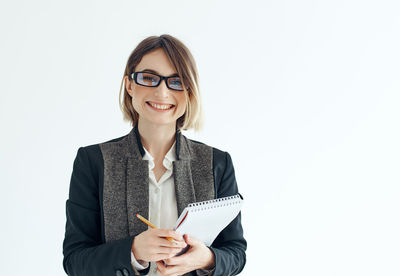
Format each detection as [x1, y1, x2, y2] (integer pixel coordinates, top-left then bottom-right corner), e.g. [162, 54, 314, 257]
[156, 234, 215, 276]
[131, 228, 187, 263]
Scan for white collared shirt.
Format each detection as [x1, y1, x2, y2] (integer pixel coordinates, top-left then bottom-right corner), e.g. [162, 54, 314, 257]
[131, 142, 178, 275]
[130, 142, 213, 276]
[144, 143, 178, 230]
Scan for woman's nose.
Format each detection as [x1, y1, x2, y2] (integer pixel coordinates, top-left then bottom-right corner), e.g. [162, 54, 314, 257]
[154, 80, 170, 98]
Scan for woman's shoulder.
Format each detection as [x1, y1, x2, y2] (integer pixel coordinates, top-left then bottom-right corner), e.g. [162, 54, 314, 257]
[185, 137, 225, 154]
[183, 136, 232, 166]
[76, 133, 130, 160]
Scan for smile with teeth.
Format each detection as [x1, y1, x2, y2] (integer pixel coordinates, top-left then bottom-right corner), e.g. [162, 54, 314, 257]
[147, 102, 174, 110]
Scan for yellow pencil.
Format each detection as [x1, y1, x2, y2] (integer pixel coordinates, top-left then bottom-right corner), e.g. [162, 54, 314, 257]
[136, 213, 177, 244]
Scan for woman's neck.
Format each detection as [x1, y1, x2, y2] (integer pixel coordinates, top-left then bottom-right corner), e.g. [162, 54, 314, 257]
[137, 121, 176, 160]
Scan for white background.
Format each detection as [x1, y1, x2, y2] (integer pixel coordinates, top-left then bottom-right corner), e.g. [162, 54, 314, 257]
[1, 0, 399, 275]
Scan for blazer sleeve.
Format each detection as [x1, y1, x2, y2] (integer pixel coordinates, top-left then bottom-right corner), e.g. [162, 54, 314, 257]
[62, 147, 150, 276]
[209, 150, 247, 276]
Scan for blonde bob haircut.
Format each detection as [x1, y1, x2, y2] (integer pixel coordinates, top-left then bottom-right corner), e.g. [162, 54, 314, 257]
[119, 34, 203, 131]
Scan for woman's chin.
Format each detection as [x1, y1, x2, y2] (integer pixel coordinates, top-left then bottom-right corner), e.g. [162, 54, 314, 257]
[139, 117, 178, 128]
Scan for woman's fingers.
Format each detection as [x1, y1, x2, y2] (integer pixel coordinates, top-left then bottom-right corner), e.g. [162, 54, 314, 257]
[156, 260, 186, 276]
[153, 229, 187, 248]
[156, 229, 184, 241]
[154, 252, 180, 260]
[156, 236, 187, 248]
[132, 228, 187, 263]
[156, 246, 184, 257]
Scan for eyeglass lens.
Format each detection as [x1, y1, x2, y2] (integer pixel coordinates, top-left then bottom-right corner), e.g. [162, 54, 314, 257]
[136, 72, 183, 91]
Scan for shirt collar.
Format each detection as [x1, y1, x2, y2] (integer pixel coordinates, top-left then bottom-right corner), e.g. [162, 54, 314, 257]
[133, 126, 188, 160]
[142, 142, 177, 170]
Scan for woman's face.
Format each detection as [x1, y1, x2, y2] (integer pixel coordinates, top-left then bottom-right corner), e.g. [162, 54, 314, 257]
[125, 48, 187, 129]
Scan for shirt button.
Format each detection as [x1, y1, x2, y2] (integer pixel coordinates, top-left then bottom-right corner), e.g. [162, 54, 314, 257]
[122, 268, 130, 276]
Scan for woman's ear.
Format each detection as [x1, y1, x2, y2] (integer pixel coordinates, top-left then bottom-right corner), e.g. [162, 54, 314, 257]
[124, 75, 134, 97]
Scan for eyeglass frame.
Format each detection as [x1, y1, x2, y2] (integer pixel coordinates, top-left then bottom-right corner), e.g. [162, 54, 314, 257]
[130, 71, 185, 91]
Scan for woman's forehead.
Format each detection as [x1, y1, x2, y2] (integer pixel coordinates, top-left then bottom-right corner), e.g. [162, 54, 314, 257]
[136, 49, 177, 75]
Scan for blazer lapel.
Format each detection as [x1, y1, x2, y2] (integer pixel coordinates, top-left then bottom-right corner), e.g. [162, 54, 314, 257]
[125, 127, 149, 236]
[126, 157, 149, 237]
[173, 132, 196, 216]
[101, 127, 150, 241]
[173, 159, 196, 216]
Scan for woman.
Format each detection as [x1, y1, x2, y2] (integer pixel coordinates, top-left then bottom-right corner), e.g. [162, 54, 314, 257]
[63, 34, 246, 276]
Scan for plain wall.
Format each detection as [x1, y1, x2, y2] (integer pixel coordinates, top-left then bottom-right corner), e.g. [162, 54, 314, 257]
[0, 0, 399, 275]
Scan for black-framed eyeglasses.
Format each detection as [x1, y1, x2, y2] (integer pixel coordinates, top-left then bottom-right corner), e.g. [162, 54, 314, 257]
[131, 71, 184, 91]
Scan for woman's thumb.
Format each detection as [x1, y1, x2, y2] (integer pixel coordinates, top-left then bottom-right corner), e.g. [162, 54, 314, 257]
[184, 234, 199, 246]
[183, 234, 192, 244]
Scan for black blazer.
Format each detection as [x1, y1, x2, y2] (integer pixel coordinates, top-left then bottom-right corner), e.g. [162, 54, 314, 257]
[63, 128, 246, 276]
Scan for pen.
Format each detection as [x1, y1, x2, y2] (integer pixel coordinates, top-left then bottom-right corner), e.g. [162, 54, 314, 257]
[136, 213, 177, 244]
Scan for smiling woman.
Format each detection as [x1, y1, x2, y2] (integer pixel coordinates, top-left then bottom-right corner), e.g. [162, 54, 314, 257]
[124, 49, 188, 130]
[119, 35, 203, 132]
[62, 34, 247, 276]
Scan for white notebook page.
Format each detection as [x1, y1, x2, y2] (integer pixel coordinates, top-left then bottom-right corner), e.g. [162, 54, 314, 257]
[174, 194, 243, 246]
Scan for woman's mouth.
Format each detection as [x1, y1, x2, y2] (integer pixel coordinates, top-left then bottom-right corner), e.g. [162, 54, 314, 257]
[146, 101, 175, 111]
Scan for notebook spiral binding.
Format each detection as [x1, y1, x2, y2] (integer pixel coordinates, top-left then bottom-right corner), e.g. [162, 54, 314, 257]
[188, 194, 241, 212]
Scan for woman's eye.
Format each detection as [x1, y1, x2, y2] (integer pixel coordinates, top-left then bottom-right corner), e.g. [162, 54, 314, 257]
[170, 79, 182, 85]
[143, 76, 156, 82]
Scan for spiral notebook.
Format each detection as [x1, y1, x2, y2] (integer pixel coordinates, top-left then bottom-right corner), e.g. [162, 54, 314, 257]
[173, 194, 243, 246]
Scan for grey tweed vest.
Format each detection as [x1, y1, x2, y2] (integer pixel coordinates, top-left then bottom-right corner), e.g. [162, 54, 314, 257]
[99, 127, 215, 243]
